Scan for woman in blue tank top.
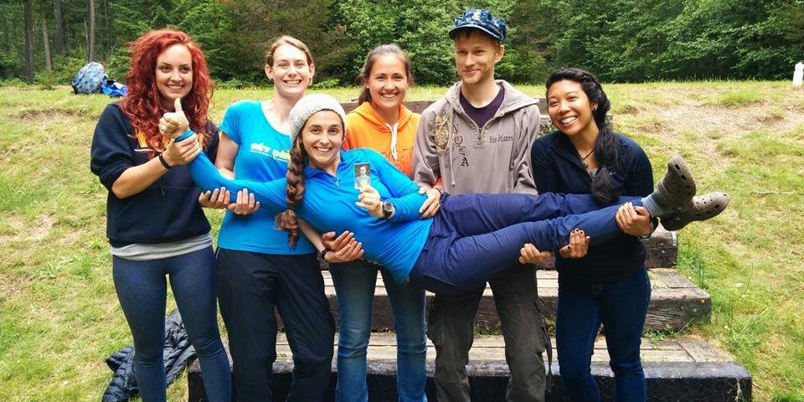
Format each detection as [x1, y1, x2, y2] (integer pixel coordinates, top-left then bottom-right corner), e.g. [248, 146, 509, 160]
[202, 37, 358, 402]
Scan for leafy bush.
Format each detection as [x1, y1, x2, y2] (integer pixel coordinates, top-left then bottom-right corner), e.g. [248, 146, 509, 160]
[311, 78, 341, 90]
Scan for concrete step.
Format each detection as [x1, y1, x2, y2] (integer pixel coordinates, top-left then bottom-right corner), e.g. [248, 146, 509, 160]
[187, 334, 751, 402]
[318, 268, 710, 332]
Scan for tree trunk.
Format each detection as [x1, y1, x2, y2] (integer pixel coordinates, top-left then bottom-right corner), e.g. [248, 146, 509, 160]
[53, 0, 64, 55]
[24, 0, 34, 82]
[41, 7, 52, 70]
[2, 16, 9, 52]
[87, 0, 95, 62]
[103, 0, 111, 59]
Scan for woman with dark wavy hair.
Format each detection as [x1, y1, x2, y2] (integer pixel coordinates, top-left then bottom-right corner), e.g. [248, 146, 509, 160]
[90, 29, 230, 402]
[525, 67, 696, 401]
[162, 94, 727, 302]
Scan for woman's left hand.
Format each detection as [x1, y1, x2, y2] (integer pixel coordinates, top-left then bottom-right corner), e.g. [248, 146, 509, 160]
[418, 186, 441, 218]
[558, 229, 590, 258]
[161, 133, 200, 166]
[615, 202, 652, 237]
[356, 185, 384, 218]
[159, 98, 190, 139]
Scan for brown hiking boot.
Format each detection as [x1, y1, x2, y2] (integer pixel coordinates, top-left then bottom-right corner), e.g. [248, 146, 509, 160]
[661, 192, 730, 231]
[657, 156, 697, 211]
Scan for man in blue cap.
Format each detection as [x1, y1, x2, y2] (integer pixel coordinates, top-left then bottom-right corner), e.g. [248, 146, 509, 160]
[413, 9, 549, 402]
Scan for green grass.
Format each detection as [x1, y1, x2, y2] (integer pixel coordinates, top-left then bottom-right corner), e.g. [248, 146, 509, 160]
[1, 82, 803, 401]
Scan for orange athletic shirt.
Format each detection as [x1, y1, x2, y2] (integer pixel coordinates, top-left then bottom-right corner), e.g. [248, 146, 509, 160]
[343, 102, 420, 178]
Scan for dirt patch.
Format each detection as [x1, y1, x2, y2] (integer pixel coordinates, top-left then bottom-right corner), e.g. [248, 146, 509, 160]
[0, 214, 55, 242]
[12, 107, 98, 121]
[56, 229, 81, 246]
[626, 93, 804, 166]
[621, 85, 804, 136]
[0, 275, 26, 305]
[657, 101, 804, 135]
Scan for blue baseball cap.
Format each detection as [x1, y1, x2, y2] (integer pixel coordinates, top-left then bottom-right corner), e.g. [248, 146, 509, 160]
[449, 9, 507, 43]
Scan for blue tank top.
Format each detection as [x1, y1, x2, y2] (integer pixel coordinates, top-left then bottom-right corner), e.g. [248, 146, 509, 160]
[217, 100, 315, 254]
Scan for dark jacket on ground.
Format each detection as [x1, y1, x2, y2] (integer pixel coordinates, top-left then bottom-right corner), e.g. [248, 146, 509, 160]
[102, 309, 197, 402]
[530, 130, 653, 282]
[90, 103, 219, 247]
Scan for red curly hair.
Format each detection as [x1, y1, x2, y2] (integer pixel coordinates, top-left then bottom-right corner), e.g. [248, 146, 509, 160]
[121, 29, 213, 156]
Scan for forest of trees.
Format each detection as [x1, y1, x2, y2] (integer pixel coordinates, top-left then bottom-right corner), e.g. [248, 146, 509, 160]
[3, 0, 804, 87]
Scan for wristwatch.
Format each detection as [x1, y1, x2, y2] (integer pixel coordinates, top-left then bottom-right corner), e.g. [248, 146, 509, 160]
[381, 200, 395, 219]
[638, 220, 657, 242]
[316, 248, 331, 263]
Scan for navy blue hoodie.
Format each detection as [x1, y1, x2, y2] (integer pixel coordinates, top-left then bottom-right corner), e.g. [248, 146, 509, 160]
[531, 131, 653, 281]
[90, 103, 218, 247]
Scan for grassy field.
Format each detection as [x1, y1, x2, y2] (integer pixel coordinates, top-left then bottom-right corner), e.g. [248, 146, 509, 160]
[0, 82, 802, 401]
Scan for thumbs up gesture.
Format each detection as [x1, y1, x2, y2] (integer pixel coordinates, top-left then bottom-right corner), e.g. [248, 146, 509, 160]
[159, 97, 190, 139]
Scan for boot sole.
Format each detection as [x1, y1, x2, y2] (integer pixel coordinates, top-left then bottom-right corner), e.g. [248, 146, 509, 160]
[662, 192, 730, 231]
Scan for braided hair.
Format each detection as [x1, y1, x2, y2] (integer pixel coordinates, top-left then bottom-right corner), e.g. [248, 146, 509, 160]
[546, 68, 622, 204]
[275, 136, 307, 247]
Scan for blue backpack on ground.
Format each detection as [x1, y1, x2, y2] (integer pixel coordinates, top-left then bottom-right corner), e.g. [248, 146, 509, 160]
[72, 62, 107, 94]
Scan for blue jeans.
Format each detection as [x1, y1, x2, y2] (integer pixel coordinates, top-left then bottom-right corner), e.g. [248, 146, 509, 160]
[411, 192, 642, 295]
[556, 266, 651, 402]
[113, 247, 231, 402]
[330, 260, 427, 402]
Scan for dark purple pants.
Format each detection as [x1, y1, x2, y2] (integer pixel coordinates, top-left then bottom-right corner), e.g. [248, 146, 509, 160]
[409, 192, 641, 295]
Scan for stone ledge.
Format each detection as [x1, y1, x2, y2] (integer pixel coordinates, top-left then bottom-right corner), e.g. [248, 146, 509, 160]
[316, 268, 709, 332]
[187, 335, 750, 402]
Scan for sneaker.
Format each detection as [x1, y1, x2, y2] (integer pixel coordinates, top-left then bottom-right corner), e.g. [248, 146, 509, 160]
[661, 192, 730, 231]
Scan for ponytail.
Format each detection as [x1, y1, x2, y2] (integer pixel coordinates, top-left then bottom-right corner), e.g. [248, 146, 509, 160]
[590, 121, 621, 204]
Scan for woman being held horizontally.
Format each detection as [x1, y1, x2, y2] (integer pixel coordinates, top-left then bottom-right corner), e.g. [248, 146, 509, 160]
[523, 68, 729, 401]
[162, 93, 729, 299]
[331, 44, 433, 402]
[90, 29, 230, 402]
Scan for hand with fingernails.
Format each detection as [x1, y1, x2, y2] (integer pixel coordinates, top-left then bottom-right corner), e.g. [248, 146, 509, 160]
[158, 97, 199, 166]
[418, 186, 441, 218]
[615, 202, 652, 236]
[518, 243, 552, 264]
[159, 97, 190, 139]
[198, 186, 261, 215]
[355, 185, 384, 218]
[321, 231, 365, 263]
[518, 229, 589, 263]
[198, 186, 231, 209]
[558, 229, 590, 259]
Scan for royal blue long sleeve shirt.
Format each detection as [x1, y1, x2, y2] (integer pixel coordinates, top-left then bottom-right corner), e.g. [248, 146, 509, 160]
[182, 131, 432, 283]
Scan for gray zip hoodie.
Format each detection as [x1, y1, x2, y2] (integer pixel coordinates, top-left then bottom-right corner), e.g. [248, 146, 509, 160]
[413, 80, 541, 195]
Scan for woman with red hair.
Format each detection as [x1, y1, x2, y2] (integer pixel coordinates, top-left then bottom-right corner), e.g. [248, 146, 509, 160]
[90, 29, 231, 402]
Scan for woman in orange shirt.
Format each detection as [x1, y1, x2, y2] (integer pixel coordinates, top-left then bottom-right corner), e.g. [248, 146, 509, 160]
[333, 44, 438, 402]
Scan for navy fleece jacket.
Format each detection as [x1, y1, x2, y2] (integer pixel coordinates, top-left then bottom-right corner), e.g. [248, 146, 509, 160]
[90, 103, 219, 246]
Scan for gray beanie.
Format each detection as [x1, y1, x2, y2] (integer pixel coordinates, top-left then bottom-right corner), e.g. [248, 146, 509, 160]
[288, 94, 347, 142]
